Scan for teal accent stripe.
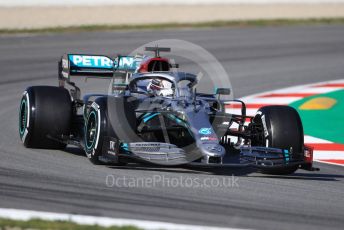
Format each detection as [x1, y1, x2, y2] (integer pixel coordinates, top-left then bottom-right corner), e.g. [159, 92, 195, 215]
[85, 111, 98, 150]
[284, 149, 290, 162]
[143, 113, 160, 123]
[121, 143, 129, 151]
[19, 98, 27, 137]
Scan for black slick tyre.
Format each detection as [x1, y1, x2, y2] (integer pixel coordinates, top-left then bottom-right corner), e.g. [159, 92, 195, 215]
[253, 105, 304, 175]
[19, 86, 72, 149]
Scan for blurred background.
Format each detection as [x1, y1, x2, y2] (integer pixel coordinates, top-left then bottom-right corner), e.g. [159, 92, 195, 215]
[1, 0, 344, 29]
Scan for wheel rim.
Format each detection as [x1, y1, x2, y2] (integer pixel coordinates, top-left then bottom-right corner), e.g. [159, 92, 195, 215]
[85, 111, 98, 150]
[19, 98, 28, 138]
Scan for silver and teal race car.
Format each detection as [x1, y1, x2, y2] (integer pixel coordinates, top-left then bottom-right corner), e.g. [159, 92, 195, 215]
[18, 47, 318, 174]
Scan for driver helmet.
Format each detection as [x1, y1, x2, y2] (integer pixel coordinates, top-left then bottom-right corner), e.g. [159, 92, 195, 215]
[147, 79, 173, 97]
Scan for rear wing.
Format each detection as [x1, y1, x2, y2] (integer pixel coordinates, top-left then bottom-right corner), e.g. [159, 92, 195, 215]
[58, 47, 174, 99]
[58, 54, 142, 100]
[58, 54, 141, 81]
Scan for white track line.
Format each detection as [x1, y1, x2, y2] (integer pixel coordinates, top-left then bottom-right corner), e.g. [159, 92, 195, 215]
[239, 78, 344, 101]
[312, 151, 344, 160]
[314, 160, 344, 167]
[225, 108, 258, 116]
[270, 87, 341, 94]
[304, 135, 332, 144]
[0, 208, 246, 230]
[237, 97, 298, 104]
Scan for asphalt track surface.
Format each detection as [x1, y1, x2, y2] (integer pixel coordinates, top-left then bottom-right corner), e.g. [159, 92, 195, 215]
[1, 25, 344, 230]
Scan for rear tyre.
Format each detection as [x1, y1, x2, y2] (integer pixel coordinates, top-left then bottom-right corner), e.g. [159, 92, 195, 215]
[84, 96, 137, 165]
[19, 86, 72, 149]
[252, 105, 304, 175]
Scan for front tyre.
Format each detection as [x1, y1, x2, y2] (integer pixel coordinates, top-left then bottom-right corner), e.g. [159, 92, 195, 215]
[84, 96, 137, 165]
[252, 105, 304, 175]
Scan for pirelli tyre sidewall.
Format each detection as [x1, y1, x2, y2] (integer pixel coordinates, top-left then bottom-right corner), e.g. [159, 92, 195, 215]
[84, 99, 105, 164]
[19, 86, 71, 149]
[253, 105, 304, 175]
[19, 91, 31, 146]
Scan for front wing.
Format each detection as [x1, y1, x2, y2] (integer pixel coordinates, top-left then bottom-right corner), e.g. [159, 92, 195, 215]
[101, 139, 318, 171]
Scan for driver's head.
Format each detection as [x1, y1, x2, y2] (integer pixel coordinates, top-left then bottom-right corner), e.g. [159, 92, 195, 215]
[147, 79, 173, 97]
[150, 79, 163, 91]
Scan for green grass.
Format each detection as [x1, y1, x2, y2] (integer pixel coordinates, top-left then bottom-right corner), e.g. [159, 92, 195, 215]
[0, 218, 141, 230]
[290, 89, 344, 144]
[1, 18, 344, 34]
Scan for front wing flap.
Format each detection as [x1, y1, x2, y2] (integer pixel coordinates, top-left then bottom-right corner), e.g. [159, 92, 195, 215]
[119, 142, 203, 166]
[240, 145, 318, 170]
[240, 146, 291, 167]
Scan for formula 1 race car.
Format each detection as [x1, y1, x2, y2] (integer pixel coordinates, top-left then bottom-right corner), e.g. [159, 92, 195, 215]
[19, 47, 318, 174]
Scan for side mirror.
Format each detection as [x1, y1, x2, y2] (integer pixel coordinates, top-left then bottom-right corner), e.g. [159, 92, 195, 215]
[216, 88, 231, 95]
